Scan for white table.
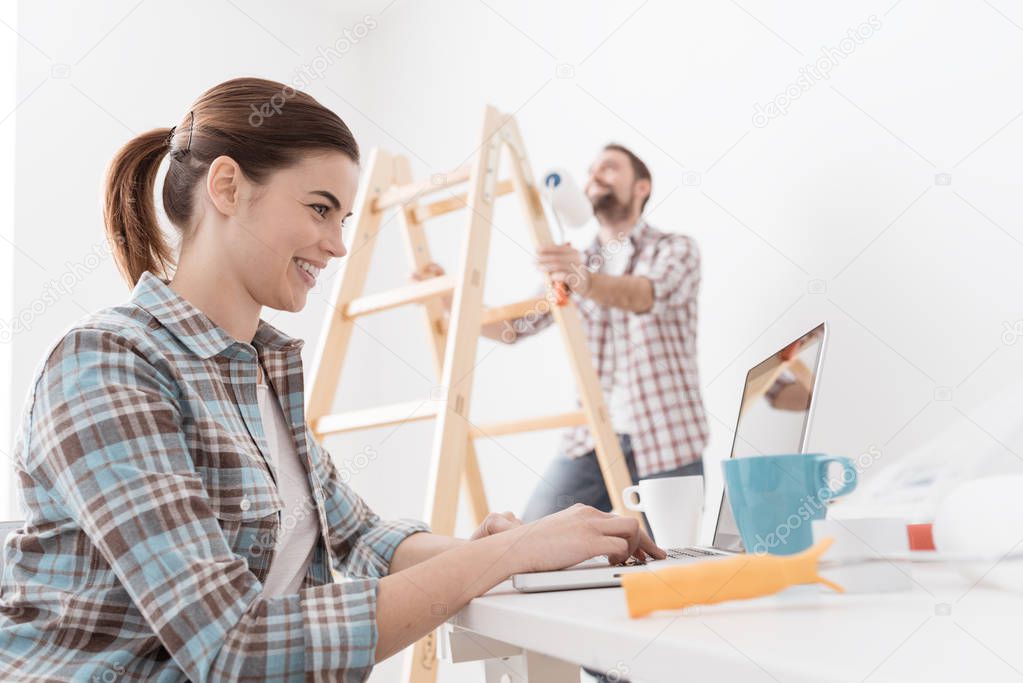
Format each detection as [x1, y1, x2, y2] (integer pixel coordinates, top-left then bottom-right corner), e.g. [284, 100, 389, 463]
[443, 563, 1023, 682]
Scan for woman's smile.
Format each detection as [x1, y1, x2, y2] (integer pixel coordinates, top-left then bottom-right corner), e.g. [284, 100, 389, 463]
[293, 256, 322, 288]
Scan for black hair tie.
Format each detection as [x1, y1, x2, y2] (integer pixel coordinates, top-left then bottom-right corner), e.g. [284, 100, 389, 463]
[168, 110, 195, 160]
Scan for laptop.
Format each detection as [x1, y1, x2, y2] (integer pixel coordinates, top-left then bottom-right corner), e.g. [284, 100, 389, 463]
[511, 322, 829, 592]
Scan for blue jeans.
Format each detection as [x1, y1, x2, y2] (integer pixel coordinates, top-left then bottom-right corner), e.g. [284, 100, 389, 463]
[521, 434, 705, 522]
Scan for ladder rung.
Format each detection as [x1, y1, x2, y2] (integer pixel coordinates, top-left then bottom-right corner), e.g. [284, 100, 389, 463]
[345, 275, 455, 319]
[374, 166, 471, 211]
[411, 179, 516, 223]
[315, 400, 438, 435]
[470, 410, 587, 439]
[481, 297, 547, 326]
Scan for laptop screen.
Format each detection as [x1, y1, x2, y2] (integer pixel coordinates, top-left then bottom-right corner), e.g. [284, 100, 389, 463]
[711, 323, 827, 551]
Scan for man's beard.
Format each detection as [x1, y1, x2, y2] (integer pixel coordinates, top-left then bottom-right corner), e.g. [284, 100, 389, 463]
[591, 188, 636, 223]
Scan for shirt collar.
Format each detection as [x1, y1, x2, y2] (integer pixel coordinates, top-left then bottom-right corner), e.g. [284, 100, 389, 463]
[627, 218, 654, 246]
[130, 271, 305, 360]
[584, 217, 651, 259]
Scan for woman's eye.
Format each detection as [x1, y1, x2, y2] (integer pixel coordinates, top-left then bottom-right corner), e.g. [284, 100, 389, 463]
[310, 204, 329, 218]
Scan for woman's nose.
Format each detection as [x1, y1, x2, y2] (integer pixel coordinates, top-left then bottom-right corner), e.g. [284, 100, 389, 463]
[324, 226, 347, 259]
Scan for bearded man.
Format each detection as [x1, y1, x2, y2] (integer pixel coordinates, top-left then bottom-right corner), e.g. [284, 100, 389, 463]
[416, 143, 708, 521]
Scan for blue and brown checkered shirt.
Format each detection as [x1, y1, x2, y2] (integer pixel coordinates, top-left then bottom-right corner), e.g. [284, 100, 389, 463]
[0, 271, 430, 682]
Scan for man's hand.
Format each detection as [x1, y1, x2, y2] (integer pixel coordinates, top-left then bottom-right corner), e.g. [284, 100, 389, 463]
[536, 244, 591, 295]
[469, 511, 524, 541]
[410, 262, 452, 310]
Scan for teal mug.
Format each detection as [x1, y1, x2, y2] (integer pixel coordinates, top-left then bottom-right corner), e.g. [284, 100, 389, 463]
[722, 454, 857, 555]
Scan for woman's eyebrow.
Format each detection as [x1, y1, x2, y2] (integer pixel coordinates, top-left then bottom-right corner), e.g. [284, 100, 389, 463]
[308, 190, 342, 211]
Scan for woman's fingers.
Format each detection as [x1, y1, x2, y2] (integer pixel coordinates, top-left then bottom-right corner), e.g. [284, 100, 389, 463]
[591, 516, 666, 562]
[631, 524, 665, 560]
[499, 511, 522, 525]
[597, 536, 631, 565]
[489, 514, 519, 534]
[480, 511, 523, 537]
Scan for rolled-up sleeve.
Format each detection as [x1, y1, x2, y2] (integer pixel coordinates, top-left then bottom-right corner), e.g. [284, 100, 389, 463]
[24, 328, 390, 682]
[639, 235, 701, 317]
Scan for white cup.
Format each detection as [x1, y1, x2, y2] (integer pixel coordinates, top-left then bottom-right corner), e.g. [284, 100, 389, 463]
[622, 475, 704, 549]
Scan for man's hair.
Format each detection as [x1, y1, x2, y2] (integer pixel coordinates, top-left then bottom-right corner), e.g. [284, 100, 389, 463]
[603, 143, 652, 211]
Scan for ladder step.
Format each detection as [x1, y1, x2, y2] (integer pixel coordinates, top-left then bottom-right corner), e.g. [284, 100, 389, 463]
[480, 297, 548, 326]
[315, 400, 439, 435]
[374, 166, 471, 211]
[469, 410, 587, 439]
[411, 179, 516, 223]
[345, 275, 455, 319]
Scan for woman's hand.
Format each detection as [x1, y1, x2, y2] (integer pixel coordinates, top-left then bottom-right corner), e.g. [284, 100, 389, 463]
[506, 503, 666, 573]
[469, 511, 524, 541]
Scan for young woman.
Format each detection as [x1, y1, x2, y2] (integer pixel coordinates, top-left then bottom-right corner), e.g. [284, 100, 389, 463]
[0, 77, 662, 682]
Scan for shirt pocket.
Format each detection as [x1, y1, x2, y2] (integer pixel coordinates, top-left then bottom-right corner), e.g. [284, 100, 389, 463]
[197, 451, 284, 574]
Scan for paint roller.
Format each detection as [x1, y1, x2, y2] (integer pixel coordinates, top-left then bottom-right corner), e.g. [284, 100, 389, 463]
[541, 168, 592, 305]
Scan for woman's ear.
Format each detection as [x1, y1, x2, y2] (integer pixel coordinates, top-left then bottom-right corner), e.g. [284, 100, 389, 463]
[205, 155, 245, 217]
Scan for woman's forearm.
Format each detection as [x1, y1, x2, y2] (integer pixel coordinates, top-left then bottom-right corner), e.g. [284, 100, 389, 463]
[374, 530, 521, 661]
[388, 531, 466, 573]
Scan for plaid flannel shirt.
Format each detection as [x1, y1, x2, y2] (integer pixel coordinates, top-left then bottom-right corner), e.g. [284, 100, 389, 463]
[0, 271, 430, 682]
[510, 221, 709, 477]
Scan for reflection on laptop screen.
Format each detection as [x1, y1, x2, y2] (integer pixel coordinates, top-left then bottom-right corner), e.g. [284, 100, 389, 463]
[711, 323, 827, 552]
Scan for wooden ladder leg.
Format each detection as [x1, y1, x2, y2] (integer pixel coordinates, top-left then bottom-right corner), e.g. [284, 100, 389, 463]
[423, 104, 504, 535]
[460, 441, 489, 525]
[400, 107, 505, 683]
[499, 119, 641, 520]
[393, 154, 490, 529]
[306, 149, 395, 430]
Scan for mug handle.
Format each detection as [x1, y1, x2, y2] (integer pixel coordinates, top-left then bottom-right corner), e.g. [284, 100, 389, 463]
[622, 485, 644, 511]
[816, 456, 858, 499]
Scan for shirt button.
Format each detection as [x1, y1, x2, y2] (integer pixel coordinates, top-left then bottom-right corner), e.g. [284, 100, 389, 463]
[239, 498, 251, 511]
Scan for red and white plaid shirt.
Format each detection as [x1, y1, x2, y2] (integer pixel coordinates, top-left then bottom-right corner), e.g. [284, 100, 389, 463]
[510, 221, 708, 477]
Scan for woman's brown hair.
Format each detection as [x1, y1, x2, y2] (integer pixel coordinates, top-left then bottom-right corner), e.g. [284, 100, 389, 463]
[103, 77, 360, 287]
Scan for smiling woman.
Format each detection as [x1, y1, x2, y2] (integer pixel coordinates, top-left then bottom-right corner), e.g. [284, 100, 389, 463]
[0, 76, 661, 682]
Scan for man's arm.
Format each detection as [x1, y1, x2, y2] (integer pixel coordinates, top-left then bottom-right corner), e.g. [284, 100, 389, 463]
[535, 244, 653, 313]
[573, 271, 653, 313]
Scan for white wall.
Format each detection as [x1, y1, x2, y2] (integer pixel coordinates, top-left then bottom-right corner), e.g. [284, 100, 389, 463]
[0, 2, 16, 519]
[318, 0, 1023, 530]
[9, 0, 1023, 680]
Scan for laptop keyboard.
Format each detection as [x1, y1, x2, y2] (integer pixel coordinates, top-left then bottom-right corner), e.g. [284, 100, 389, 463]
[665, 547, 719, 559]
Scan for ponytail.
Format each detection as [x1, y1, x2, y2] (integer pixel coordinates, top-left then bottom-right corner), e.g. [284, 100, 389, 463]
[103, 127, 176, 287]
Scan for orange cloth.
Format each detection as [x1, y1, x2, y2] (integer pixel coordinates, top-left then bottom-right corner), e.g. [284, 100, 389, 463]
[621, 538, 844, 618]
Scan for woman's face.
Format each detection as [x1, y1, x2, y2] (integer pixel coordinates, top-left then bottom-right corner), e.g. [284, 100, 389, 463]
[230, 151, 360, 313]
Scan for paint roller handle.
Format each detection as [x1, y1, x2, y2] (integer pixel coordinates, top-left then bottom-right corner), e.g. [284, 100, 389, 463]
[553, 281, 569, 306]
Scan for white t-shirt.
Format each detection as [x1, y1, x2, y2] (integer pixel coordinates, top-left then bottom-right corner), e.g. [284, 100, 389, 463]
[599, 238, 637, 435]
[256, 370, 321, 597]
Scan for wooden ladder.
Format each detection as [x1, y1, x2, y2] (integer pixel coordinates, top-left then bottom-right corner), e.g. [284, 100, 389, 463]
[304, 104, 640, 683]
